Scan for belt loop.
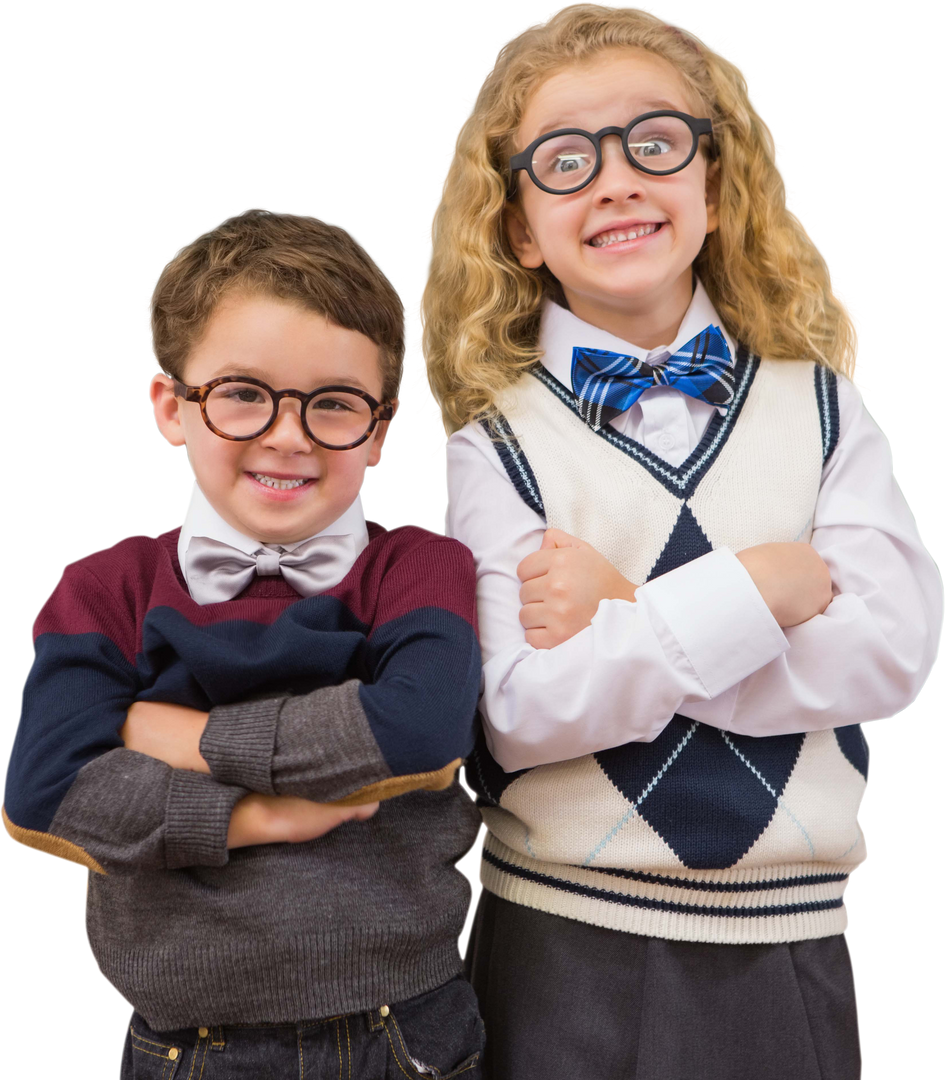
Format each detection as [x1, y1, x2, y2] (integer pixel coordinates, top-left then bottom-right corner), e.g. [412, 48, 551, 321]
[367, 1008, 386, 1033]
[211, 1026, 226, 1050]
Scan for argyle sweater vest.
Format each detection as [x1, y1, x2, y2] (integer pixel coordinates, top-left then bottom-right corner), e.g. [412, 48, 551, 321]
[468, 349, 868, 944]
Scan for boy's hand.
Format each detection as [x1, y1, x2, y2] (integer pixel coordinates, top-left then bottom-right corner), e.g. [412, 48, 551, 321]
[518, 529, 638, 650]
[736, 542, 833, 627]
[227, 793, 379, 848]
[121, 701, 210, 773]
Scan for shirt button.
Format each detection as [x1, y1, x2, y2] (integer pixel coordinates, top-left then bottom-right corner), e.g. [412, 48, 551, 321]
[658, 432, 676, 450]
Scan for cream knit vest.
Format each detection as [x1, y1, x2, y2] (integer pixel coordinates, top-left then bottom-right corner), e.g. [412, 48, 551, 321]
[470, 350, 866, 944]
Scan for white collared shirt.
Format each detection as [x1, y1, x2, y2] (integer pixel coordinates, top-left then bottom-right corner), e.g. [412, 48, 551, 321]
[446, 287, 943, 771]
[178, 485, 370, 602]
[539, 279, 732, 466]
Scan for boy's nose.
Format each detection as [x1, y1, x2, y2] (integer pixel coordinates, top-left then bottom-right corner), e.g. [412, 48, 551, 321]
[261, 399, 313, 452]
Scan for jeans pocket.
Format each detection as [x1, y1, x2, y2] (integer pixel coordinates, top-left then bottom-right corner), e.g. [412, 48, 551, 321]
[125, 1022, 185, 1080]
[383, 976, 485, 1080]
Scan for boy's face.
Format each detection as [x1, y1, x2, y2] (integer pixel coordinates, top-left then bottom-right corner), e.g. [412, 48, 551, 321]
[506, 48, 719, 336]
[152, 293, 393, 545]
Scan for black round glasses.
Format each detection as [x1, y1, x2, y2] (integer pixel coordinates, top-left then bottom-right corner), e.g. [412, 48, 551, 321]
[173, 376, 394, 450]
[509, 110, 714, 195]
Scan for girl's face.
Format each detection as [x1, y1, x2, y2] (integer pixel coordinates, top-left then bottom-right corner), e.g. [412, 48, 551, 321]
[506, 48, 719, 342]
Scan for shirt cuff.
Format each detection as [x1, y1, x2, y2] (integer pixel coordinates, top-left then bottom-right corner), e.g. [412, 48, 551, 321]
[636, 547, 788, 698]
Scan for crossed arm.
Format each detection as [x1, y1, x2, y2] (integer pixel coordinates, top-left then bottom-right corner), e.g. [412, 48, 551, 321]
[4, 537, 481, 872]
[120, 531, 825, 846]
[121, 701, 382, 848]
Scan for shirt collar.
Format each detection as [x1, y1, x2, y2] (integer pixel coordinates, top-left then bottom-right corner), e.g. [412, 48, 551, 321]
[538, 278, 737, 394]
[177, 483, 369, 592]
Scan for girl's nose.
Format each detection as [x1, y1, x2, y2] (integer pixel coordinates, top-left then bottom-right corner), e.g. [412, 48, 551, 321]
[591, 135, 645, 204]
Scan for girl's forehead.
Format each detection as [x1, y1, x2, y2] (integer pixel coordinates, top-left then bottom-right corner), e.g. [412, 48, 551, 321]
[517, 49, 697, 143]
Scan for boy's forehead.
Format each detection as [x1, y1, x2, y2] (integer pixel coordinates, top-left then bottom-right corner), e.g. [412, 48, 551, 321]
[182, 293, 384, 392]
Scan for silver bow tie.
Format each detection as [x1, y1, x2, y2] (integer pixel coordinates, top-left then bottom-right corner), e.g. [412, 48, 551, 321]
[185, 533, 359, 604]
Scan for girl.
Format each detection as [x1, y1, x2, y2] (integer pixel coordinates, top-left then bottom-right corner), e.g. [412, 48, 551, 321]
[424, 6, 942, 1079]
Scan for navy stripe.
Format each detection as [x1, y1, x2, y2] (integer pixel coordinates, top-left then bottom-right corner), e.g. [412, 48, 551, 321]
[815, 365, 840, 464]
[483, 848, 845, 919]
[591, 864, 849, 894]
[480, 411, 546, 519]
[531, 344, 759, 499]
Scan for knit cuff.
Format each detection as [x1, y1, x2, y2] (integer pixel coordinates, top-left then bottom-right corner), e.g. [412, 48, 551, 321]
[164, 770, 247, 870]
[200, 697, 282, 794]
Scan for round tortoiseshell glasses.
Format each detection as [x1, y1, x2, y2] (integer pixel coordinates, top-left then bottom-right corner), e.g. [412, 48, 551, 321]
[173, 376, 394, 450]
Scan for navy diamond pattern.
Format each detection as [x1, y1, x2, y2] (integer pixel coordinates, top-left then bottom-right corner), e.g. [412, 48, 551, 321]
[645, 503, 713, 582]
[834, 724, 869, 779]
[595, 719, 806, 869]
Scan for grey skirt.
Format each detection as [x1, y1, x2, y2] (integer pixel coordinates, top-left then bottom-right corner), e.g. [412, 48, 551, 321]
[466, 891, 860, 1080]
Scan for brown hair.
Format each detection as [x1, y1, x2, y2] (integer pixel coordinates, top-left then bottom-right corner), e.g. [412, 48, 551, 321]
[152, 209, 405, 402]
[423, 5, 856, 432]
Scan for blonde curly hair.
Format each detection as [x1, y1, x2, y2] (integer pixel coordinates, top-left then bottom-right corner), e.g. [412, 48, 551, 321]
[423, 4, 856, 432]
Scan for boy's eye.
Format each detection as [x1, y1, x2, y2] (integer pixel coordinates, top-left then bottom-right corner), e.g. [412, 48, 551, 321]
[310, 396, 354, 413]
[209, 383, 272, 407]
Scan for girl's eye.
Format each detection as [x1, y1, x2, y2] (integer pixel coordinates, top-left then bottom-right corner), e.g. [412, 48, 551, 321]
[311, 397, 353, 412]
[639, 137, 673, 157]
[553, 152, 591, 174]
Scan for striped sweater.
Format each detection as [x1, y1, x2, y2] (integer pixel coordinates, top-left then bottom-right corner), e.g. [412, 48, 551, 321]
[469, 352, 869, 945]
[4, 523, 482, 1030]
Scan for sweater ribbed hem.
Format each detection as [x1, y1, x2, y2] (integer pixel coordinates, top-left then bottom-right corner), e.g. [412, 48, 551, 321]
[93, 924, 463, 1031]
[481, 836, 850, 945]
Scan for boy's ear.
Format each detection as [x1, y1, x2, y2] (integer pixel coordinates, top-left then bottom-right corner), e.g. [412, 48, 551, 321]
[151, 374, 186, 447]
[704, 159, 721, 234]
[504, 203, 545, 269]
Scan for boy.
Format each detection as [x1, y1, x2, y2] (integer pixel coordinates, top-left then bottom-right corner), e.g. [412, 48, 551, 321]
[3, 210, 485, 1077]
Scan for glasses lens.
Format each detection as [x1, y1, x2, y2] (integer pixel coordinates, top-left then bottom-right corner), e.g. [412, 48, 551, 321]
[306, 390, 374, 447]
[205, 381, 274, 437]
[626, 116, 695, 172]
[531, 133, 597, 190]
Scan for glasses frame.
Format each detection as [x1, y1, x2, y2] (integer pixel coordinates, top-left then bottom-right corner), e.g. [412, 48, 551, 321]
[173, 375, 394, 450]
[509, 110, 715, 196]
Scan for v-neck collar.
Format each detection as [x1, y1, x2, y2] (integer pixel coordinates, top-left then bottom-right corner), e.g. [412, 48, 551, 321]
[529, 343, 759, 499]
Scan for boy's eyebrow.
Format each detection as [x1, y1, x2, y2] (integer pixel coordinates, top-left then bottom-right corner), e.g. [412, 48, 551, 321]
[205, 365, 372, 391]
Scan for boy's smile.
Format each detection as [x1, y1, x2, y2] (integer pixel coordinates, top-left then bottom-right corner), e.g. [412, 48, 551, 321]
[506, 48, 719, 347]
[152, 294, 394, 545]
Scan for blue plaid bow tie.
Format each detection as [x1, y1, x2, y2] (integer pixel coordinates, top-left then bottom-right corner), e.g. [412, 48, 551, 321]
[571, 325, 735, 431]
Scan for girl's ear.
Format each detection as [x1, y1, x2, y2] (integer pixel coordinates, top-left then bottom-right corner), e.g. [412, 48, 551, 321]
[704, 159, 721, 234]
[151, 374, 187, 447]
[504, 203, 545, 268]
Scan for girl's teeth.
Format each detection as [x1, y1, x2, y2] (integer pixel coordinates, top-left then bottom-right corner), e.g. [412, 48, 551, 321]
[252, 473, 309, 490]
[590, 223, 659, 247]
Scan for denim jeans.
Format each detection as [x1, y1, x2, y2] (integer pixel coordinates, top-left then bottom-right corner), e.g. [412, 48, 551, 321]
[120, 975, 484, 1080]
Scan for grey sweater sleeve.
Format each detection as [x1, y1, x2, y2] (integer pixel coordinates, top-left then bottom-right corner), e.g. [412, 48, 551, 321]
[43, 749, 247, 874]
[201, 682, 396, 803]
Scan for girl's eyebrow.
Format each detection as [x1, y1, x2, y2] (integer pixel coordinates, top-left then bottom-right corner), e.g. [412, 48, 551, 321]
[534, 99, 688, 135]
